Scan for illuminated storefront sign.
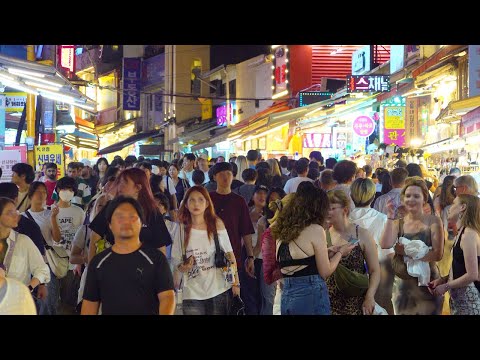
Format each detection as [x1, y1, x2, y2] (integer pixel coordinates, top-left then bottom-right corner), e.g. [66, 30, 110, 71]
[383, 106, 406, 146]
[299, 92, 332, 107]
[353, 115, 375, 137]
[352, 46, 371, 75]
[216, 102, 237, 126]
[271, 45, 289, 99]
[59, 45, 75, 73]
[302, 133, 332, 148]
[347, 75, 390, 93]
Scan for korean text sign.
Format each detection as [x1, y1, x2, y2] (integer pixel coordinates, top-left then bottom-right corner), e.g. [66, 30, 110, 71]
[35, 145, 65, 178]
[123, 58, 142, 110]
[347, 75, 390, 93]
[0, 150, 22, 182]
[383, 106, 406, 146]
[353, 116, 375, 137]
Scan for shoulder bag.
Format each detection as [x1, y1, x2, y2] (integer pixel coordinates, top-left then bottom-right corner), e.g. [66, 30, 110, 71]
[327, 226, 369, 297]
[391, 218, 414, 280]
[25, 210, 69, 279]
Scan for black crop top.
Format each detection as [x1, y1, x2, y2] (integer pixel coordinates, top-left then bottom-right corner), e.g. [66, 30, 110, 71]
[452, 227, 480, 292]
[277, 242, 318, 277]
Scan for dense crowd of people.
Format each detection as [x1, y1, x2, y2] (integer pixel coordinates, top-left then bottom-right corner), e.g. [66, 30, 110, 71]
[0, 149, 479, 315]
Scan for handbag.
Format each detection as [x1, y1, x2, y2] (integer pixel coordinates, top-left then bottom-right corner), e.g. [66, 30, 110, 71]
[229, 295, 246, 315]
[326, 227, 369, 297]
[213, 230, 228, 268]
[391, 219, 414, 280]
[25, 210, 69, 279]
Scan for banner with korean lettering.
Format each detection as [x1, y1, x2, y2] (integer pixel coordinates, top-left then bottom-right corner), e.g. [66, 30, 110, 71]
[303, 133, 332, 148]
[0, 150, 22, 182]
[123, 58, 142, 110]
[5, 145, 27, 163]
[272, 46, 288, 97]
[35, 144, 65, 178]
[383, 106, 406, 146]
[405, 99, 418, 146]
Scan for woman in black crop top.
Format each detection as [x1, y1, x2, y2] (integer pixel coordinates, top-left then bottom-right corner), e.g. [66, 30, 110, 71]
[272, 183, 354, 315]
[429, 194, 480, 315]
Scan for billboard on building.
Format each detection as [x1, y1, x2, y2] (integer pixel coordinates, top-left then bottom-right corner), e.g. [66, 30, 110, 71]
[123, 58, 142, 110]
[468, 45, 480, 97]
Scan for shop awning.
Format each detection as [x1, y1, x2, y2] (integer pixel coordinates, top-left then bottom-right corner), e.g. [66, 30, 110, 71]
[411, 45, 467, 78]
[60, 129, 100, 151]
[0, 53, 97, 112]
[435, 95, 480, 123]
[97, 130, 162, 155]
[191, 128, 231, 152]
[226, 101, 291, 140]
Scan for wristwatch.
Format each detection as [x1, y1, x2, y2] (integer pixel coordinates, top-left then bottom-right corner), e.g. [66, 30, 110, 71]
[28, 285, 34, 293]
[247, 255, 255, 260]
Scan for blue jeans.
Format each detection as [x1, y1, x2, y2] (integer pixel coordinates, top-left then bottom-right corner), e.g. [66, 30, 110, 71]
[281, 274, 331, 315]
[39, 268, 60, 315]
[256, 259, 276, 315]
[182, 289, 232, 315]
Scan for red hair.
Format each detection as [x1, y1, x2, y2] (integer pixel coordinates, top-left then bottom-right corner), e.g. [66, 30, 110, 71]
[115, 168, 160, 222]
[178, 186, 219, 248]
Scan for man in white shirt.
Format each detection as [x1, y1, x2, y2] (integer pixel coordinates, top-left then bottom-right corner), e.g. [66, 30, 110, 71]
[51, 177, 85, 314]
[197, 157, 210, 184]
[179, 153, 196, 187]
[283, 159, 314, 194]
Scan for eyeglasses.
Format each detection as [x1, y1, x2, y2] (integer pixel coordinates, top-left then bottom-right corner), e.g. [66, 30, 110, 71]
[328, 206, 344, 212]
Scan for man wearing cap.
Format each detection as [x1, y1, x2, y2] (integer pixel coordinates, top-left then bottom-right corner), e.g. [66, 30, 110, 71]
[209, 162, 256, 313]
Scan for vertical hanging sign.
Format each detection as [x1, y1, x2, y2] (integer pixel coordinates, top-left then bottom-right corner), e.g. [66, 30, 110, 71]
[123, 58, 142, 110]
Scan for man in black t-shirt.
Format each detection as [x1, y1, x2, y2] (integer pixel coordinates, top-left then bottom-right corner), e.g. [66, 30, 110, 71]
[82, 196, 175, 315]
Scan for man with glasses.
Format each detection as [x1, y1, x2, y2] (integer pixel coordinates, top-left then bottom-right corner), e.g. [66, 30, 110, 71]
[452, 175, 479, 196]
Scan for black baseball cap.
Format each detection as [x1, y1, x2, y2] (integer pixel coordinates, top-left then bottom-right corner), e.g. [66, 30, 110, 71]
[212, 162, 233, 176]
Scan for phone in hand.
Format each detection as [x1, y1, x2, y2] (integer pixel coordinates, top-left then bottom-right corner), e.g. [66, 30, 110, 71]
[349, 239, 360, 246]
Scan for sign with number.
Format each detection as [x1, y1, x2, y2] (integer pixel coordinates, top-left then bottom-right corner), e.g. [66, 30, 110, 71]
[35, 144, 65, 178]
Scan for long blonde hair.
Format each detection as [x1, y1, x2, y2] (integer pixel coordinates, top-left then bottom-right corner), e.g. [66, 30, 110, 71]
[235, 155, 248, 181]
[457, 194, 480, 236]
[266, 158, 281, 177]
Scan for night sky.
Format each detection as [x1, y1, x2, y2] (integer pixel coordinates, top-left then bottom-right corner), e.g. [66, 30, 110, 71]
[210, 45, 270, 68]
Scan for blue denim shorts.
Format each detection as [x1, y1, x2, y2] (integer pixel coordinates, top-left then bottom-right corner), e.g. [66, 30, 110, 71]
[281, 274, 331, 315]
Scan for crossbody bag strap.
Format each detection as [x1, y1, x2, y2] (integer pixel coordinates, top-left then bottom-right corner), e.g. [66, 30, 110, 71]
[4, 232, 17, 275]
[213, 228, 221, 255]
[25, 210, 50, 249]
[17, 193, 28, 210]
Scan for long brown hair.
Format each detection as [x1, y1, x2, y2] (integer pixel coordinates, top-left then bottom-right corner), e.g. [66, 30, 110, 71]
[457, 194, 480, 236]
[115, 168, 160, 222]
[178, 186, 220, 248]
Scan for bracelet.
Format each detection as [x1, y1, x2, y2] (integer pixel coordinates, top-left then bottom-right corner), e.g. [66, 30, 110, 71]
[387, 217, 395, 220]
[232, 284, 240, 287]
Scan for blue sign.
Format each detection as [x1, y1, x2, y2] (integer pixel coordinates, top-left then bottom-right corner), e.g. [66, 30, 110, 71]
[142, 54, 165, 88]
[123, 58, 142, 110]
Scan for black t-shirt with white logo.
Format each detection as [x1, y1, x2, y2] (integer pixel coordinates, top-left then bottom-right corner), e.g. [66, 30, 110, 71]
[89, 201, 172, 249]
[83, 246, 174, 315]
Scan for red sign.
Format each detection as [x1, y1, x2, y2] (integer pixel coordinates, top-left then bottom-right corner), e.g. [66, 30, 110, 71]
[353, 116, 375, 137]
[461, 106, 480, 136]
[59, 45, 75, 73]
[303, 133, 332, 148]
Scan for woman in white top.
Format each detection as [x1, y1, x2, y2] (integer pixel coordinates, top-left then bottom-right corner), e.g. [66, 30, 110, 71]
[23, 181, 61, 315]
[0, 267, 37, 315]
[172, 186, 240, 315]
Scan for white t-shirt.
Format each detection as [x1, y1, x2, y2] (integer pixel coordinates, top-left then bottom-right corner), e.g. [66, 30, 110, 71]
[162, 177, 177, 196]
[54, 206, 85, 262]
[23, 209, 54, 246]
[0, 278, 37, 315]
[179, 169, 195, 187]
[16, 190, 31, 213]
[171, 227, 233, 301]
[283, 176, 315, 194]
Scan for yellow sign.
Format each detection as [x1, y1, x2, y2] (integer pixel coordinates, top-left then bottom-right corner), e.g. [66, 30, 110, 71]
[384, 106, 406, 129]
[35, 145, 65, 178]
[198, 98, 213, 120]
